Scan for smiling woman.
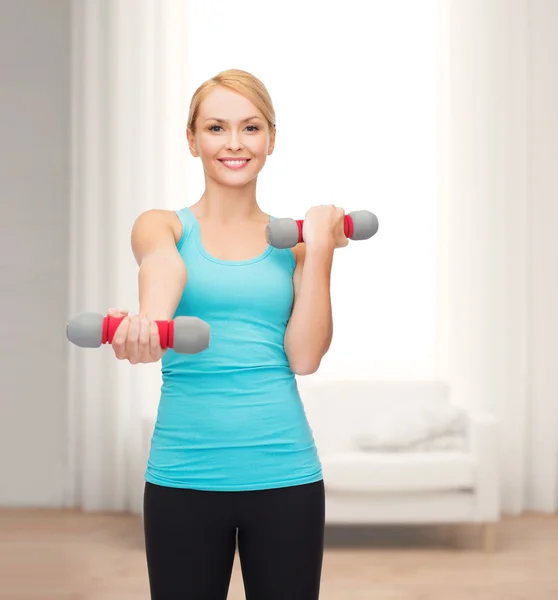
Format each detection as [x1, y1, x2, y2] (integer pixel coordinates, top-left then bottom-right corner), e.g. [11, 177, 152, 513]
[131, 69, 341, 600]
[67, 1, 443, 596]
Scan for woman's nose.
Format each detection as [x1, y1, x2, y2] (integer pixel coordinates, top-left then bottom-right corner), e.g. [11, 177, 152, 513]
[226, 131, 243, 151]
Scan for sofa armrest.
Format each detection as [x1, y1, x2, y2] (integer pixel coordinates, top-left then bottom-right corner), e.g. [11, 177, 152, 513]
[468, 411, 501, 521]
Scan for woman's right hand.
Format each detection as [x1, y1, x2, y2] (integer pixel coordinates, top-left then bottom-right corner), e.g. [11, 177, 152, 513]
[109, 308, 167, 364]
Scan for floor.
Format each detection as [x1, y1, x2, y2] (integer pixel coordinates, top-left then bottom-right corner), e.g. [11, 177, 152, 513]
[1, 510, 557, 599]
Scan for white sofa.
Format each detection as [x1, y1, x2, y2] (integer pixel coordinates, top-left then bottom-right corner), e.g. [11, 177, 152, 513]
[297, 379, 501, 551]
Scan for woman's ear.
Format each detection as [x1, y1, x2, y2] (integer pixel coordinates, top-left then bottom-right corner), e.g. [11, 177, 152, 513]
[186, 128, 199, 157]
[268, 125, 276, 155]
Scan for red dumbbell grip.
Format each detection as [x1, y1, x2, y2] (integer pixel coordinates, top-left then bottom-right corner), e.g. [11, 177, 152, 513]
[295, 214, 354, 243]
[102, 315, 174, 349]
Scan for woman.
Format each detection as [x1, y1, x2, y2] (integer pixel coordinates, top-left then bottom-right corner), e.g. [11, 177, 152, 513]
[110, 69, 348, 599]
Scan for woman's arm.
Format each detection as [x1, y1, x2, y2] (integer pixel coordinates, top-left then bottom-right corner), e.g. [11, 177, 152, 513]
[283, 204, 348, 375]
[110, 209, 187, 364]
[284, 242, 335, 375]
[132, 209, 187, 320]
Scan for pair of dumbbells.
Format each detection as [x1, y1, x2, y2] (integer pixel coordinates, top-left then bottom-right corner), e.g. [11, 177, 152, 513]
[67, 209, 378, 353]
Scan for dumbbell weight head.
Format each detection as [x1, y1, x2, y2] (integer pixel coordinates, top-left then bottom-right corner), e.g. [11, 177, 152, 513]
[349, 210, 379, 241]
[66, 312, 104, 348]
[265, 218, 300, 250]
[173, 316, 211, 354]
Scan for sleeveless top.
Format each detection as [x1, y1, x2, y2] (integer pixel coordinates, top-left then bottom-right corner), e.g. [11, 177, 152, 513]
[144, 206, 323, 491]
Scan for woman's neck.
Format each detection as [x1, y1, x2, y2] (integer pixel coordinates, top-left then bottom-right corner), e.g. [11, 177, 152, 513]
[191, 178, 266, 223]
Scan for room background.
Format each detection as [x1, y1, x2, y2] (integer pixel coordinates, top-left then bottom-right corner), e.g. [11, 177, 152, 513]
[1, 0, 557, 520]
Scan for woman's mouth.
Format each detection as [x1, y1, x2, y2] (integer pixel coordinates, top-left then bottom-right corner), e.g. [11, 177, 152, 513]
[218, 158, 251, 170]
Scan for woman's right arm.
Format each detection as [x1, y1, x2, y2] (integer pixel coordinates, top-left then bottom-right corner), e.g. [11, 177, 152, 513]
[111, 209, 187, 363]
[132, 209, 187, 320]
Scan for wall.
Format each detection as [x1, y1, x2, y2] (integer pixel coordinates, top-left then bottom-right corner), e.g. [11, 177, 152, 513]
[0, 0, 70, 507]
[182, 0, 441, 383]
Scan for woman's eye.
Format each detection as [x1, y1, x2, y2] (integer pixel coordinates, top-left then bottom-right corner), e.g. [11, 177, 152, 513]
[208, 124, 259, 132]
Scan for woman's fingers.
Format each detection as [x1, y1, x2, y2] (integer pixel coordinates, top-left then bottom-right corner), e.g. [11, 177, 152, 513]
[149, 319, 162, 360]
[108, 308, 129, 318]
[110, 312, 164, 363]
[112, 315, 130, 360]
[137, 317, 152, 363]
[126, 315, 141, 364]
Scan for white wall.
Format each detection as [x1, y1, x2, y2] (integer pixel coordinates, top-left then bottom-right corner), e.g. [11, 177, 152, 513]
[180, 0, 441, 383]
[0, 0, 70, 507]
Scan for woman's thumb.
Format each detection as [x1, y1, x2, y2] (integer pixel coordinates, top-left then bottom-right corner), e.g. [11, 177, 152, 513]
[108, 308, 129, 317]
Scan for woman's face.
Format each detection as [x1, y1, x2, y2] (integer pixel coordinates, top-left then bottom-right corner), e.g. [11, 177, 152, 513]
[187, 86, 275, 188]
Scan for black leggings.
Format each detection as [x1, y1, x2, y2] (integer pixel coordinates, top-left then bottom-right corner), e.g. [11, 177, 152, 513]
[143, 479, 325, 599]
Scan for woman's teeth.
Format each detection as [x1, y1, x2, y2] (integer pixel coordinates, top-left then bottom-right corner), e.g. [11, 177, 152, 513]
[220, 159, 249, 169]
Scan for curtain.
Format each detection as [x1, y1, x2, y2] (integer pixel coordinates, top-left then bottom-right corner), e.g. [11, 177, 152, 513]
[66, 0, 187, 514]
[437, 0, 558, 514]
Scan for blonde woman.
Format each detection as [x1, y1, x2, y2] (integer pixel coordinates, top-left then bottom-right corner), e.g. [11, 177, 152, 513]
[110, 69, 348, 599]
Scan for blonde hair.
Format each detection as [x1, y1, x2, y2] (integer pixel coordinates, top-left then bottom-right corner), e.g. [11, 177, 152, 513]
[187, 69, 276, 134]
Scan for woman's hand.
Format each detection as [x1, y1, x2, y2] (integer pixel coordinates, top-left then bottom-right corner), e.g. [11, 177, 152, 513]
[302, 204, 349, 252]
[109, 308, 166, 364]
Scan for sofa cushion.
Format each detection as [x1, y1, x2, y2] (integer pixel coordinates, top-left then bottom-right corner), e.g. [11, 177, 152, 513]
[354, 402, 468, 451]
[298, 380, 454, 455]
[321, 450, 475, 492]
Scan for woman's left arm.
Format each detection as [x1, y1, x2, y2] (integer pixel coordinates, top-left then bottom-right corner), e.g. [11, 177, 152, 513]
[284, 204, 347, 375]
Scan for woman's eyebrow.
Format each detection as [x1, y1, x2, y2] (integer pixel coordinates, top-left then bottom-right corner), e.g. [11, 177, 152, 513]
[205, 116, 262, 123]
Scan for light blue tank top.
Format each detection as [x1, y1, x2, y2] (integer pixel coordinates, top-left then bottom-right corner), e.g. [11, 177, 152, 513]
[144, 206, 323, 491]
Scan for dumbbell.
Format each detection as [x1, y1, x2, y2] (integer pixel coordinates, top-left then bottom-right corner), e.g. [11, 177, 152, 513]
[66, 312, 210, 354]
[266, 209, 379, 249]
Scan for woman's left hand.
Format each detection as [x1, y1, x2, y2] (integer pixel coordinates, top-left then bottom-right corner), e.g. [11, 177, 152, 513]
[302, 204, 349, 252]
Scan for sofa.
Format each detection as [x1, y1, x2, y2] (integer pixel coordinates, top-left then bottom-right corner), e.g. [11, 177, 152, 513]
[296, 379, 501, 551]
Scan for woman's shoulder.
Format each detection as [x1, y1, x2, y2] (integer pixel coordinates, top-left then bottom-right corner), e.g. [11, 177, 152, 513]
[133, 208, 184, 245]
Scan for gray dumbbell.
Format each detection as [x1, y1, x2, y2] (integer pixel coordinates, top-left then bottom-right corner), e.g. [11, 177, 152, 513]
[266, 209, 379, 249]
[66, 312, 210, 354]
